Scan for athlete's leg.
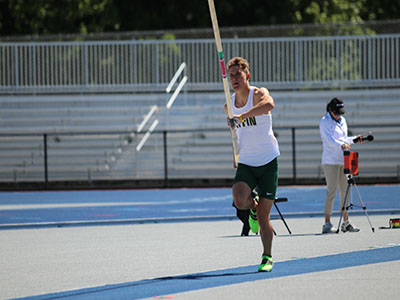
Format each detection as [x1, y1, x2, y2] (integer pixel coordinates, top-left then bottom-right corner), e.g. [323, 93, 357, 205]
[257, 197, 274, 257]
[255, 158, 278, 251]
[232, 164, 257, 210]
[232, 182, 256, 210]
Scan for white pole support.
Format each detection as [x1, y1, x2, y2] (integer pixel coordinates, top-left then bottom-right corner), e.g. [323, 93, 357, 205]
[137, 105, 158, 133]
[166, 75, 188, 109]
[166, 62, 186, 93]
[136, 119, 159, 152]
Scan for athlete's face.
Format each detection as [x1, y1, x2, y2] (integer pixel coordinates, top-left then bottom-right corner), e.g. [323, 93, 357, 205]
[229, 65, 248, 91]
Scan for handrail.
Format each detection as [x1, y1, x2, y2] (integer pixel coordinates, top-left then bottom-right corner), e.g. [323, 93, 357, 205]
[166, 75, 188, 109]
[2, 123, 399, 187]
[136, 105, 158, 133]
[2, 123, 400, 138]
[136, 119, 159, 152]
[136, 63, 187, 152]
[165, 62, 186, 93]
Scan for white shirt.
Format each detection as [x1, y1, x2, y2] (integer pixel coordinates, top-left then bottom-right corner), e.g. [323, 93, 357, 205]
[319, 112, 356, 165]
[231, 87, 280, 167]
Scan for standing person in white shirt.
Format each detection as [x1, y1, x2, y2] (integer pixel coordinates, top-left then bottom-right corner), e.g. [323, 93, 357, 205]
[319, 97, 362, 234]
[225, 57, 280, 272]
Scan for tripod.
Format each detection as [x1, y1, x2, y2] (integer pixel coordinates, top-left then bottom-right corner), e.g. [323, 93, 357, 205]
[336, 173, 375, 233]
[274, 197, 292, 235]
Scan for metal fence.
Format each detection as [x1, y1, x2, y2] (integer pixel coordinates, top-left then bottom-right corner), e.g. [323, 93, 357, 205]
[1, 34, 400, 93]
[1, 124, 399, 190]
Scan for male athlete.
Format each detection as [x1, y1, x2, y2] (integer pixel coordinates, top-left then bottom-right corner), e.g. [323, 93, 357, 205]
[225, 57, 280, 272]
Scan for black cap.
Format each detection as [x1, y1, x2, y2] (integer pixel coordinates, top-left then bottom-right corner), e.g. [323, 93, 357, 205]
[327, 97, 345, 115]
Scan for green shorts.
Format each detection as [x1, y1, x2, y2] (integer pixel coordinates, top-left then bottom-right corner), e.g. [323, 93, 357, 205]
[233, 158, 279, 200]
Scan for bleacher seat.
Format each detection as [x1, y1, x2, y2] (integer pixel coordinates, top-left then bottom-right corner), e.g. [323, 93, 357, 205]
[0, 88, 399, 182]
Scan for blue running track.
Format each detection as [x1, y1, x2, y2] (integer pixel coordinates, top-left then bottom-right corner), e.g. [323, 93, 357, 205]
[0, 185, 399, 227]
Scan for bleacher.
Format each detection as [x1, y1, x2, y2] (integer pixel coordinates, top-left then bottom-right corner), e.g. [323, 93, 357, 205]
[1, 88, 399, 185]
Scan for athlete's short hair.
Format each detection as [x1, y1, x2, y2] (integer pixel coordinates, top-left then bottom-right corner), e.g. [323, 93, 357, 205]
[227, 57, 250, 74]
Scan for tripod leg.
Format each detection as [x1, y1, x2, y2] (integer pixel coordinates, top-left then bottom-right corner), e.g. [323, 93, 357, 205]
[337, 182, 351, 233]
[274, 202, 292, 234]
[353, 184, 375, 233]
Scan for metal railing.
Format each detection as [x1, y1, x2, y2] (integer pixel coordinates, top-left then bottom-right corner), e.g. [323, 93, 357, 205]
[136, 62, 187, 151]
[1, 34, 400, 93]
[0, 124, 399, 189]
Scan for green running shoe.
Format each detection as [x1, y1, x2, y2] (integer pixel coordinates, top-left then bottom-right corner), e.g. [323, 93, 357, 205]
[248, 208, 259, 234]
[248, 192, 259, 234]
[258, 255, 273, 272]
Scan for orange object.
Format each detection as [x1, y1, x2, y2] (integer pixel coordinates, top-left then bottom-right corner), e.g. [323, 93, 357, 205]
[344, 151, 359, 175]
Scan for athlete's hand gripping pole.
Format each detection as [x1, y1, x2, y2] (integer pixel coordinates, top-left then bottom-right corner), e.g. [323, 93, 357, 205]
[208, 0, 239, 168]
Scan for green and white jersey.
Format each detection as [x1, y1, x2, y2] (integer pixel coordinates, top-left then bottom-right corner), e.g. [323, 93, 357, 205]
[231, 86, 280, 167]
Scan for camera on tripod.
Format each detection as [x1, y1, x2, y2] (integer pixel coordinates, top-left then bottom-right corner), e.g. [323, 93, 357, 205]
[338, 139, 376, 233]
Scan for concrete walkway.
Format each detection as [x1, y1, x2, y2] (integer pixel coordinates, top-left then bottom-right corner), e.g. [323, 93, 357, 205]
[1, 214, 399, 299]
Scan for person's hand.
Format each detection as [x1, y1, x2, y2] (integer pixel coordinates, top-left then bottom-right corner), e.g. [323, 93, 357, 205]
[357, 135, 365, 143]
[226, 115, 241, 129]
[341, 143, 350, 151]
